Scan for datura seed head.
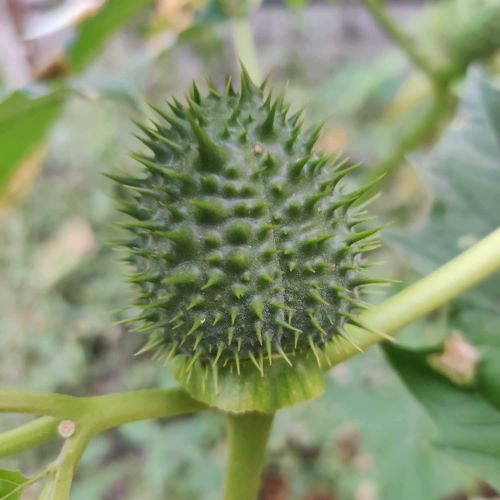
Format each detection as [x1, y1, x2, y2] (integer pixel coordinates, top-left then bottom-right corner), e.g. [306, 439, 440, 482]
[111, 68, 383, 412]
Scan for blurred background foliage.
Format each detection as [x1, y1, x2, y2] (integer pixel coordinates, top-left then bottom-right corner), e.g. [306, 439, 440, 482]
[1, 0, 500, 499]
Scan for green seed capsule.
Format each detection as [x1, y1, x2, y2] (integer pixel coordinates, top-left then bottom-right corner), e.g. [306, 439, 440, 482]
[111, 68, 382, 412]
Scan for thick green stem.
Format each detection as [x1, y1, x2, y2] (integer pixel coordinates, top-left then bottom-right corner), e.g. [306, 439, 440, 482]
[324, 227, 500, 367]
[223, 412, 274, 500]
[85, 389, 206, 433]
[231, 18, 261, 84]
[361, 0, 442, 83]
[0, 391, 88, 419]
[0, 417, 58, 458]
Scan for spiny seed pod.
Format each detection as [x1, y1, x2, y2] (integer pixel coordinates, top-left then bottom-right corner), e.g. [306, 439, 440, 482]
[111, 68, 384, 412]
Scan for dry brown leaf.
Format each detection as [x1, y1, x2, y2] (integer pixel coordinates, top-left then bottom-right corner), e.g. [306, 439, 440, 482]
[427, 331, 479, 386]
[355, 480, 378, 500]
[154, 0, 203, 32]
[0, 143, 47, 215]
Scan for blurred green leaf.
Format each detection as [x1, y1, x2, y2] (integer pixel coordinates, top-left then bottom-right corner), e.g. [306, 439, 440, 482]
[389, 71, 500, 311]
[273, 351, 468, 499]
[330, 355, 468, 499]
[285, 0, 309, 8]
[0, 469, 28, 499]
[69, 0, 156, 73]
[384, 342, 500, 490]
[386, 70, 500, 490]
[0, 88, 65, 195]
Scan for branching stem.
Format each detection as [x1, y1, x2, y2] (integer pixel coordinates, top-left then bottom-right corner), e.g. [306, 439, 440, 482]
[50, 430, 93, 500]
[0, 231, 499, 497]
[0, 389, 206, 498]
[0, 416, 58, 459]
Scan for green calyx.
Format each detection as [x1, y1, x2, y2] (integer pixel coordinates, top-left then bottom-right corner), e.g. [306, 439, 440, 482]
[112, 68, 382, 412]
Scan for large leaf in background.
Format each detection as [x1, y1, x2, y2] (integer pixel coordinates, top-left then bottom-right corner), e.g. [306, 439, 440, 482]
[329, 355, 469, 499]
[69, 0, 156, 73]
[275, 352, 469, 500]
[386, 71, 500, 489]
[0, 88, 65, 197]
[389, 70, 500, 311]
[384, 342, 500, 490]
[0, 469, 28, 499]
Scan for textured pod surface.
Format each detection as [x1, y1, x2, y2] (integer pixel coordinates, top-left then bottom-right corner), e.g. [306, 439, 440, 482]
[112, 69, 381, 409]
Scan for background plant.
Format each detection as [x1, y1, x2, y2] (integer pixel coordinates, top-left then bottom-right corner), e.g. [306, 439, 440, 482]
[1, 1, 500, 499]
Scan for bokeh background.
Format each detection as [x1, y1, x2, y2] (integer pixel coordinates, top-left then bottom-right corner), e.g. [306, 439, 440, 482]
[1, 0, 500, 499]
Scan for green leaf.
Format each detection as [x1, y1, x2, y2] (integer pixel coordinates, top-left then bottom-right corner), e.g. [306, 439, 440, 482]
[384, 341, 500, 490]
[277, 352, 469, 499]
[385, 70, 500, 488]
[69, 0, 156, 73]
[452, 311, 500, 412]
[0, 469, 29, 500]
[0, 88, 65, 194]
[389, 71, 500, 311]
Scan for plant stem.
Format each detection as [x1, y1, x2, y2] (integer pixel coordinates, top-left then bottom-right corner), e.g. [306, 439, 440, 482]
[324, 227, 500, 367]
[231, 18, 261, 83]
[0, 391, 88, 419]
[85, 389, 206, 433]
[0, 417, 58, 458]
[361, 0, 442, 83]
[0, 388, 204, 423]
[50, 430, 92, 500]
[223, 412, 274, 500]
[366, 89, 452, 181]
[0, 387, 206, 490]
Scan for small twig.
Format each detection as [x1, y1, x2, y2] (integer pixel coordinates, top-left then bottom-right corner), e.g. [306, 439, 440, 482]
[0, 416, 58, 458]
[365, 88, 453, 182]
[361, 0, 443, 84]
[50, 430, 92, 500]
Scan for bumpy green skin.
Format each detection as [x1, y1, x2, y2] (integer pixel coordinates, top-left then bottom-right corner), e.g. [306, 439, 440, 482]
[113, 69, 378, 379]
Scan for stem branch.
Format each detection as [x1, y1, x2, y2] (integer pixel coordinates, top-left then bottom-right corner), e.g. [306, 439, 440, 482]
[366, 89, 452, 181]
[0, 417, 58, 458]
[50, 430, 92, 500]
[223, 412, 274, 500]
[0, 387, 206, 491]
[361, 0, 441, 83]
[85, 389, 206, 433]
[324, 227, 500, 366]
[0, 391, 88, 419]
